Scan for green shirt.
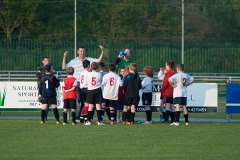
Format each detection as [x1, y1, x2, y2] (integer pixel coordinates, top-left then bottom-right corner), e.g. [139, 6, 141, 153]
[117, 59, 132, 73]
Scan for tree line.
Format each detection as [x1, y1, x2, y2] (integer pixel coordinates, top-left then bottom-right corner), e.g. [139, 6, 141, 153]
[0, 0, 239, 42]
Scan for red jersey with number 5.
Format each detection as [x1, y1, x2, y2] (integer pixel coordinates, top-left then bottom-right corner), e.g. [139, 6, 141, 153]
[161, 68, 175, 97]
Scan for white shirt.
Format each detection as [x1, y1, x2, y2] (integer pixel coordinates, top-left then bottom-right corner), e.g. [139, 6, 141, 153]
[86, 71, 102, 90]
[157, 70, 165, 80]
[102, 72, 122, 100]
[79, 70, 89, 88]
[169, 72, 194, 98]
[141, 76, 153, 92]
[66, 57, 96, 81]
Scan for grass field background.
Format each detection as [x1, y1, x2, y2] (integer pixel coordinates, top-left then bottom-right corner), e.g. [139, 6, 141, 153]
[0, 120, 240, 160]
[0, 94, 240, 159]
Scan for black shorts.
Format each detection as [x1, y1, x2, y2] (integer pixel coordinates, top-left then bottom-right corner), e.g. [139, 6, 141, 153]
[164, 97, 173, 104]
[124, 97, 139, 106]
[86, 88, 102, 104]
[104, 99, 116, 108]
[63, 99, 76, 109]
[174, 97, 187, 105]
[81, 88, 88, 103]
[42, 96, 57, 105]
[142, 92, 152, 105]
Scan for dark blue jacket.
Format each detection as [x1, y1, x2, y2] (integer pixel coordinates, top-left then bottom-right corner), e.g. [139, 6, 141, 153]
[39, 74, 60, 99]
[123, 73, 141, 97]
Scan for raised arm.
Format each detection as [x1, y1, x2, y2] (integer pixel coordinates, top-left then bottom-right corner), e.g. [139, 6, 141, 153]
[62, 51, 68, 70]
[95, 45, 104, 63]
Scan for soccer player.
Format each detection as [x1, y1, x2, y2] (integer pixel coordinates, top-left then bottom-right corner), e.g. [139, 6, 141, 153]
[102, 63, 122, 124]
[141, 66, 154, 124]
[39, 64, 60, 124]
[121, 66, 130, 124]
[36, 57, 50, 120]
[79, 59, 90, 123]
[97, 62, 110, 122]
[62, 67, 78, 125]
[161, 60, 175, 124]
[115, 67, 125, 123]
[169, 64, 194, 126]
[122, 63, 141, 124]
[84, 62, 105, 126]
[157, 66, 167, 121]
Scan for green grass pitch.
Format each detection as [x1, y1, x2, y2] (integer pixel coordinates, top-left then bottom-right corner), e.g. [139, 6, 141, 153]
[0, 95, 240, 159]
[0, 120, 240, 160]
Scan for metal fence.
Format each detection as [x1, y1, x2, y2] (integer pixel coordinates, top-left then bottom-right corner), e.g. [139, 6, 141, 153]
[1, 41, 240, 73]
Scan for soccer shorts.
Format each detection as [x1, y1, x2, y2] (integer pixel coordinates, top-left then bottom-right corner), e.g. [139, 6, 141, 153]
[164, 97, 173, 104]
[115, 102, 124, 110]
[63, 99, 76, 109]
[86, 88, 102, 104]
[142, 92, 152, 105]
[104, 99, 116, 108]
[80, 88, 88, 103]
[174, 97, 187, 105]
[42, 96, 57, 105]
[124, 97, 139, 106]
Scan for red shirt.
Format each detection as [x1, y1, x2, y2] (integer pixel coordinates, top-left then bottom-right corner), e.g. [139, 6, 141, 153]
[62, 76, 77, 99]
[161, 68, 175, 97]
[116, 86, 124, 102]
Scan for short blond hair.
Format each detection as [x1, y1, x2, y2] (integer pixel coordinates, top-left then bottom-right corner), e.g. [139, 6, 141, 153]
[129, 63, 137, 72]
[66, 67, 74, 75]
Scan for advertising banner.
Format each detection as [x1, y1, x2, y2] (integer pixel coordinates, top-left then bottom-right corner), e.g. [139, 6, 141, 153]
[0, 82, 218, 112]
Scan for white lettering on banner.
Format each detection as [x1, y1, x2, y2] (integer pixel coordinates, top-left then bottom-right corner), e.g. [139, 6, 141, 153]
[0, 82, 64, 108]
[0, 82, 218, 110]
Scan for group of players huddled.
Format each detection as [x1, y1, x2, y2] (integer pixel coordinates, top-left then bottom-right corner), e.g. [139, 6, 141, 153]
[37, 46, 194, 126]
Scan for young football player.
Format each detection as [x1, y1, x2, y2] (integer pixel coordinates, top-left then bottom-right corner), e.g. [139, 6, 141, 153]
[84, 62, 105, 125]
[79, 60, 90, 123]
[122, 63, 141, 124]
[36, 57, 50, 120]
[62, 67, 78, 125]
[102, 63, 122, 124]
[115, 67, 125, 123]
[141, 66, 154, 124]
[161, 60, 175, 124]
[169, 63, 194, 126]
[39, 64, 60, 124]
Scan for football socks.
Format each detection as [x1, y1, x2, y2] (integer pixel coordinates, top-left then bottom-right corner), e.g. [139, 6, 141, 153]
[122, 111, 127, 122]
[165, 110, 170, 122]
[72, 111, 76, 123]
[41, 109, 46, 122]
[184, 114, 189, 123]
[63, 111, 67, 123]
[130, 112, 135, 123]
[127, 109, 131, 122]
[53, 108, 60, 121]
[176, 111, 181, 123]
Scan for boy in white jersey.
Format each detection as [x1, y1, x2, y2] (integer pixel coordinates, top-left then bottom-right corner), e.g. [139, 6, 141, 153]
[79, 59, 90, 123]
[168, 64, 194, 126]
[102, 63, 122, 124]
[141, 66, 154, 124]
[85, 62, 105, 125]
[157, 66, 167, 121]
